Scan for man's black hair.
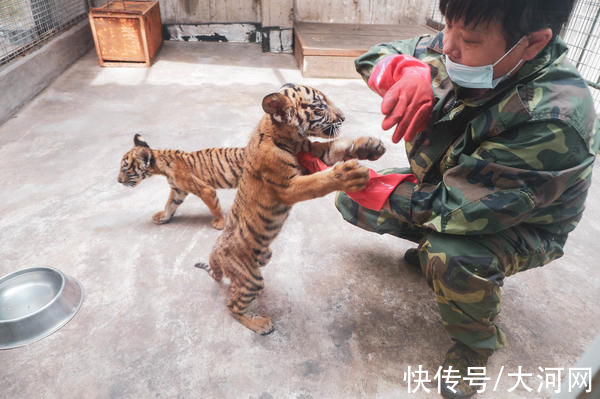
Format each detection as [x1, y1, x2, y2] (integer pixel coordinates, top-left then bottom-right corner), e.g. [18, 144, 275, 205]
[439, 0, 576, 48]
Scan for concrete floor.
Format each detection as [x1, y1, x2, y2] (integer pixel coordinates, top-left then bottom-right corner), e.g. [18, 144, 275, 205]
[1, 41, 599, 399]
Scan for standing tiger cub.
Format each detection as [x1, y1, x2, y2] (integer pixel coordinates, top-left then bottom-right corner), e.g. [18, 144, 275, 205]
[196, 84, 386, 335]
[117, 134, 246, 230]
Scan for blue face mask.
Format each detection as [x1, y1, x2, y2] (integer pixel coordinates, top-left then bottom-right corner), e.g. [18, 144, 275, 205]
[445, 36, 526, 89]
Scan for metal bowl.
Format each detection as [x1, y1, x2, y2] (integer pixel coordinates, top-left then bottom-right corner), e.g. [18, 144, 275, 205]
[0, 267, 83, 350]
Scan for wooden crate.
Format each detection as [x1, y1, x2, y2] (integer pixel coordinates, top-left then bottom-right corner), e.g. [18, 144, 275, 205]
[294, 22, 438, 78]
[89, 1, 163, 67]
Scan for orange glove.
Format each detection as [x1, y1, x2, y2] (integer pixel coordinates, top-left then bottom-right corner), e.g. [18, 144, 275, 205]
[297, 151, 417, 211]
[368, 54, 434, 143]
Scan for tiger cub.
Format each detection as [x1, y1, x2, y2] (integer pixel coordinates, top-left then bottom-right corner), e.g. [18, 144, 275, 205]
[117, 134, 245, 230]
[196, 84, 386, 334]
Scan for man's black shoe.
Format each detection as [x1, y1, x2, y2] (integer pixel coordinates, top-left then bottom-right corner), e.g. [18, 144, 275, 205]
[404, 248, 420, 269]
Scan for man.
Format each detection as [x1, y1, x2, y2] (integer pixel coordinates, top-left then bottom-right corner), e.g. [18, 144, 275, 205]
[335, 1, 600, 398]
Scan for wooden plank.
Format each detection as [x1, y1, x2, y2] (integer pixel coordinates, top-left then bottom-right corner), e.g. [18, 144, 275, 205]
[101, 61, 150, 67]
[296, 22, 437, 35]
[261, 0, 293, 28]
[93, 16, 145, 62]
[138, 14, 151, 65]
[300, 55, 361, 79]
[294, 31, 304, 71]
[294, 22, 438, 78]
[295, 22, 437, 57]
[93, 1, 154, 15]
[145, 2, 163, 62]
[211, 0, 259, 23]
[88, 12, 105, 67]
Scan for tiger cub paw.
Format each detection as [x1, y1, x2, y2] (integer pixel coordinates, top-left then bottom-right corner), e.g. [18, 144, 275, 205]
[152, 211, 171, 224]
[332, 160, 370, 192]
[211, 217, 225, 230]
[350, 136, 386, 161]
[245, 315, 274, 335]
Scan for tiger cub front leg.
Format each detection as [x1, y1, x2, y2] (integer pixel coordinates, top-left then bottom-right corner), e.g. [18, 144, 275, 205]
[305, 136, 385, 165]
[255, 247, 272, 267]
[345, 136, 386, 161]
[190, 176, 226, 230]
[153, 188, 188, 224]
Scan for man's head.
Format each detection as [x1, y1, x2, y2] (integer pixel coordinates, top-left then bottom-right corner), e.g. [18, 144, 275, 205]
[439, 0, 575, 48]
[439, 0, 575, 84]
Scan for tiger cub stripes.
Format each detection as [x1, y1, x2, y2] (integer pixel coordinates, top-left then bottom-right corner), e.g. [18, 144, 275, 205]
[117, 134, 245, 230]
[195, 83, 386, 335]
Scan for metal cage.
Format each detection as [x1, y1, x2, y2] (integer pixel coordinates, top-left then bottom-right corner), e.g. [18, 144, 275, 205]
[0, 0, 88, 66]
[563, 0, 600, 111]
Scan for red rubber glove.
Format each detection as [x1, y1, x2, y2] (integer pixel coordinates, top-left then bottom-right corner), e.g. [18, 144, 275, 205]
[368, 54, 434, 143]
[297, 151, 417, 211]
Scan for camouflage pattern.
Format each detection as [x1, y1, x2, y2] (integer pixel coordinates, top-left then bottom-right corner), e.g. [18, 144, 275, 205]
[336, 32, 600, 351]
[441, 341, 491, 398]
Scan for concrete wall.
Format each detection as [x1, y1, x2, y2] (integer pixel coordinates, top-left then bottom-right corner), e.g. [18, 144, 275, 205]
[295, 0, 431, 24]
[0, 19, 93, 125]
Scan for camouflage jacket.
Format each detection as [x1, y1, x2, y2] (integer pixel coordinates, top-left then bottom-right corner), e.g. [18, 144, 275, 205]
[355, 32, 600, 236]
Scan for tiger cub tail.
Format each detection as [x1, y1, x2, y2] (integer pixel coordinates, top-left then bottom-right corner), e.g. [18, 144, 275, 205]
[194, 262, 223, 282]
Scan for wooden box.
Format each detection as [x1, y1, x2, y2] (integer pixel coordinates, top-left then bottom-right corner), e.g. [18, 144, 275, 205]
[294, 22, 437, 78]
[89, 1, 163, 67]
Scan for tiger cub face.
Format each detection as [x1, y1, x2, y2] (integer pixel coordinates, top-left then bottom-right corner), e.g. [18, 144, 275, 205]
[262, 83, 345, 139]
[117, 134, 154, 188]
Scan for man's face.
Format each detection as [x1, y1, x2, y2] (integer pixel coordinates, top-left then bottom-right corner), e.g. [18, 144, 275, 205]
[442, 18, 527, 79]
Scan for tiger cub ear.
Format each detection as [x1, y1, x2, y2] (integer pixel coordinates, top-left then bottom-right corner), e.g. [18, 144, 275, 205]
[139, 148, 153, 169]
[134, 134, 150, 148]
[262, 93, 295, 123]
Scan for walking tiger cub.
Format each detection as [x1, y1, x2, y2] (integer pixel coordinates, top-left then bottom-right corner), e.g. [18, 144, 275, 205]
[117, 134, 246, 230]
[196, 83, 386, 335]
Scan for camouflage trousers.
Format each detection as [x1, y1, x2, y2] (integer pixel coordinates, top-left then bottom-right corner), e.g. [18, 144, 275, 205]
[335, 168, 567, 353]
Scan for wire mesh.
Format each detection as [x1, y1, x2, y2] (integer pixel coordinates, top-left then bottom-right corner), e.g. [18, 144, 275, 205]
[0, 0, 88, 66]
[426, 0, 600, 113]
[563, 0, 600, 112]
[426, 0, 444, 31]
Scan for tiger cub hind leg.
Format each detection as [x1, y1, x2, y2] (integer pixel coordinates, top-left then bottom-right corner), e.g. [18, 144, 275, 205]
[189, 176, 226, 230]
[227, 280, 273, 335]
[199, 188, 225, 230]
